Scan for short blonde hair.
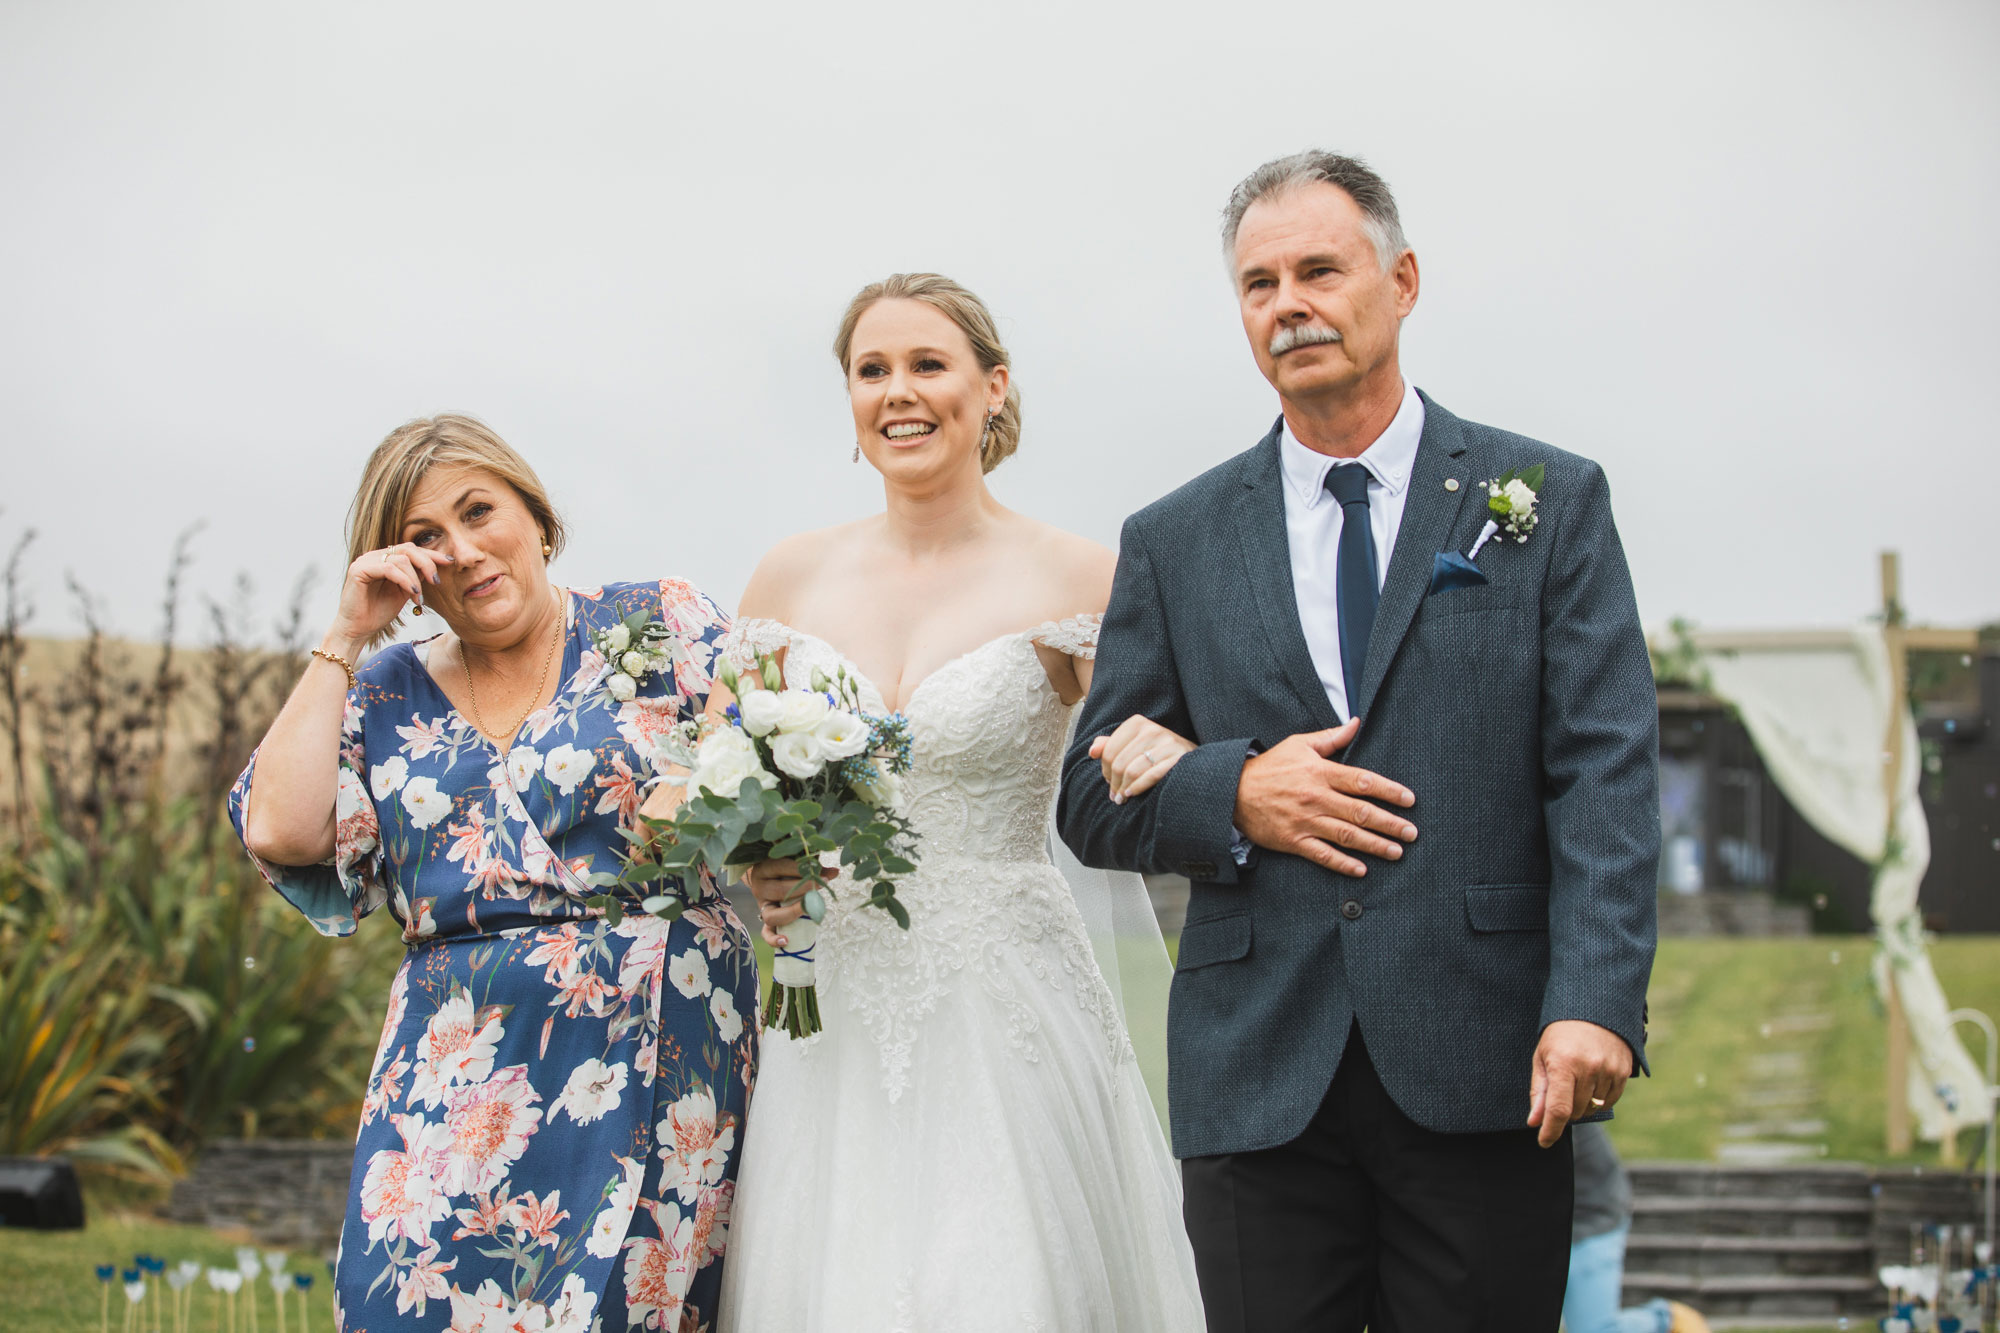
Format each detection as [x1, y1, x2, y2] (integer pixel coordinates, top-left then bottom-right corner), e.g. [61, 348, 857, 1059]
[346, 414, 565, 646]
[832, 273, 1022, 474]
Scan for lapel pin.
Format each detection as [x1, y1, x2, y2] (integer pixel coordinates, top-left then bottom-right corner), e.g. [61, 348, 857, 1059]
[1444, 478, 1460, 492]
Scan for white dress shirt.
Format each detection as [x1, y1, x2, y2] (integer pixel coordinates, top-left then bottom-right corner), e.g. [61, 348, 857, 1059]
[1278, 379, 1426, 723]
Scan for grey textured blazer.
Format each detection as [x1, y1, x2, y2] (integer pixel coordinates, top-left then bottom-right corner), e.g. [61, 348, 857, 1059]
[1057, 393, 1659, 1159]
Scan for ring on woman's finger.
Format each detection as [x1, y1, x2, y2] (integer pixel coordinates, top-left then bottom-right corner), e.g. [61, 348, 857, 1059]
[1138, 749, 1154, 767]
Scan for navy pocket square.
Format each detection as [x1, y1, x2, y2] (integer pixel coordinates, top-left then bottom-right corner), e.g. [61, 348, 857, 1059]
[1429, 552, 1488, 595]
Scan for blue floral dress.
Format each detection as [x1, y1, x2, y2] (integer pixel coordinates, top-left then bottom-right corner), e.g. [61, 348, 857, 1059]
[228, 579, 758, 1333]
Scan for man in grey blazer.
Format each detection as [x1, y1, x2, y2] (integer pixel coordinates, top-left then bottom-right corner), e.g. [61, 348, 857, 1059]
[1057, 151, 1659, 1330]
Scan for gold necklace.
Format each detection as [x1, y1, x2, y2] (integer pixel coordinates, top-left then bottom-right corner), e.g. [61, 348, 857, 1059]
[461, 588, 564, 744]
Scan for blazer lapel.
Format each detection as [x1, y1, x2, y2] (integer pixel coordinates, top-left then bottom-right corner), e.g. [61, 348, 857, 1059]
[1234, 420, 1344, 732]
[1353, 393, 1474, 717]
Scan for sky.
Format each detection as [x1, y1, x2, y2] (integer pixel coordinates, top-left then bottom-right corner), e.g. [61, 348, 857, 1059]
[3, 0, 1995, 645]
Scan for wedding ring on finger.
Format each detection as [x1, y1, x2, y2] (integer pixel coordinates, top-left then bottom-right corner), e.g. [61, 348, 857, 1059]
[1590, 1097, 1607, 1108]
[1138, 749, 1155, 767]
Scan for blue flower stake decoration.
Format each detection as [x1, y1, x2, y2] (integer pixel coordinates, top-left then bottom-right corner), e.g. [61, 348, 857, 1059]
[95, 1265, 115, 1333]
[294, 1273, 315, 1333]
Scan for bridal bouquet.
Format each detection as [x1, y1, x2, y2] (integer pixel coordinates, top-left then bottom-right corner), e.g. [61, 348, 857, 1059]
[590, 651, 918, 1038]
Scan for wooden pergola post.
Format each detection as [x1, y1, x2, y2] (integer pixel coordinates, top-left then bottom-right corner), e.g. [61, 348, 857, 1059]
[1882, 551, 1913, 1158]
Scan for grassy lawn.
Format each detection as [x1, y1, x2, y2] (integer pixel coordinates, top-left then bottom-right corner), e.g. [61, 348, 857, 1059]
[1608, 935, 2000, 1165]
[10, 935, 1992, 1328]
[1, 1205, 332, 1333]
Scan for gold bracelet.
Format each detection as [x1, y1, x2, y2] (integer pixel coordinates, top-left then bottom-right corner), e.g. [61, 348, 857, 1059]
[310, 647, 359, 691]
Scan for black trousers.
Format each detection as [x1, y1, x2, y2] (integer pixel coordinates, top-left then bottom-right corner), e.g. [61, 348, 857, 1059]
[1182, 1024, 1574, 1332]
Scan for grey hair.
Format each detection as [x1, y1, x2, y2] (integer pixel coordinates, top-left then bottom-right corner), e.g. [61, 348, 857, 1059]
[1221, 150, 1409, 272]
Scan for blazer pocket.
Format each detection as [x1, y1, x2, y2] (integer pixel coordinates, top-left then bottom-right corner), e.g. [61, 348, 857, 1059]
[1464, 883, 1551, 933]
[1176, 913, 1253, 970]
[1419, 584, 1523, 619]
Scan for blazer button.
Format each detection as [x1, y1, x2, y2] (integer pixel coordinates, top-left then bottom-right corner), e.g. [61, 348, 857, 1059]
[1340, 899, 1364, 921]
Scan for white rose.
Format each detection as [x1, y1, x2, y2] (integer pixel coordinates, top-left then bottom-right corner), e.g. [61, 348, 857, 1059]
[696, 728, 755, 764]
[1503, 478, 1537, 517]
[369, 756, 409, 800]
[736, 689, 784, 737]
[506, 744, 543, 792]
[774, 690, 830, 734]
[605, 671, 638, 702]
[850, 762, 904, 810]
[400, 775, 452, 829]
[693, 745, 777, 798]
[604, 624, 631, 654]
[544, 743, 596, 795]
[769, 731, 826, 780]
[620, 651, 647, 677]
[813, 710, 871, 760]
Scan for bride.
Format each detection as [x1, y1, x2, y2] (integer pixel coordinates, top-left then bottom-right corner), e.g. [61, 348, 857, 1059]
[712, 273, 1204, 1331]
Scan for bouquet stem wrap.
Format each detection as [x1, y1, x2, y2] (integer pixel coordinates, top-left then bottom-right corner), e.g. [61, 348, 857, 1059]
[765, 914, 822, 1038]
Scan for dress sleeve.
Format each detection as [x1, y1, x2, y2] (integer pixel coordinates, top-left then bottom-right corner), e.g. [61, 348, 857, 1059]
[648, 577, 736, 711]
[225, 692, 390, 938]
[715, 616, 795, 673]
[1028, 613, 1103, 661]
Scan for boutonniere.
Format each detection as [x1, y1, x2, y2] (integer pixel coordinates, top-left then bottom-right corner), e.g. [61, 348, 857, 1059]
[591, 612, 674, 702]
[1466, 463, 1544, 560]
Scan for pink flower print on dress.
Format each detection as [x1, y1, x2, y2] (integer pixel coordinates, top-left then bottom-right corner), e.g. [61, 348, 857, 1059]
[446, 1279, 545, 1333]
[508, 1189, 570, 1248]
[616, 697, 679, 767]
[622, 1198, 698, 1331]
[690, 1179, 733, 1267]
[656, 1085, 736, 1205]
[551, 965, 618, 1019]
[333, 769, 380, 861]
[396, 713, 450, 760]
[682, 905, 735, 961]
[544, 1274, 592, 1333]
[585, 1155, 645, 1260]
[523, 923, 585, 984]
[592, 752, 642, 823]
[438, 1064, 544, 1197]
[409, 991, 503, 1109]
[449, 1185, 514, 1242]
[358, 1112, 451, 1246]
[393, 1238, 455, 1317]
[551, 1058, 628, 1126]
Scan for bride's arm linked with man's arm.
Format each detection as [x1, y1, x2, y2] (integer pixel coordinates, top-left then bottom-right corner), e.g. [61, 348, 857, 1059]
[1058, 514, 1417, 885]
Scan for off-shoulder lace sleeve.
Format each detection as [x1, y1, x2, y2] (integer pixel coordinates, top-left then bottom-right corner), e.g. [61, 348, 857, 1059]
[718, 616, 796, 670]
[1028, 612, 1102, 661]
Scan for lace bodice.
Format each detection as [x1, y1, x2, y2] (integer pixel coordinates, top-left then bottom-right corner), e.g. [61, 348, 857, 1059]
[721, 616, 1120, 1101]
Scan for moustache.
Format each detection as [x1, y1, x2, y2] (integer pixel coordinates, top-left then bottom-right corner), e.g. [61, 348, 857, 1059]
[1269, 324, 1342, 357]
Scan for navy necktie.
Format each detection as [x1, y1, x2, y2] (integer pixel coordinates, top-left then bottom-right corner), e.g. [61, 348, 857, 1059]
[1323, 464, 1379, 716]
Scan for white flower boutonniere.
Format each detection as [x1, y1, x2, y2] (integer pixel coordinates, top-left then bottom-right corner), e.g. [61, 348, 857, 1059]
[1466, 462, 1545, 561]
[591, 611, 675, 702]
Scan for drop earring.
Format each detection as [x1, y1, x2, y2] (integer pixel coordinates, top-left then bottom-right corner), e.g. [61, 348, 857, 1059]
[852, 441, 861, 464]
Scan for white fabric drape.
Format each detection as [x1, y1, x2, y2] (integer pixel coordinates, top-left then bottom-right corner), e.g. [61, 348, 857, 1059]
[1697, 626, 1984, 1141]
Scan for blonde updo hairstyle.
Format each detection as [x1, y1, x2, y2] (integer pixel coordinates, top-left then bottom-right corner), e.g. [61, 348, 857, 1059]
[833, 273, 1022, 474]
[346, 414, 567, 647]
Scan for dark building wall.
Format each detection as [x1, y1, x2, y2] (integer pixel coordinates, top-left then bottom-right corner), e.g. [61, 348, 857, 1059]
[1658, 649, 2000, 935]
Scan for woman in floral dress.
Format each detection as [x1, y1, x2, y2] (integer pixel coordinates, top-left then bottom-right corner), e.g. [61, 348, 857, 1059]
[232, 414, 756, 1332]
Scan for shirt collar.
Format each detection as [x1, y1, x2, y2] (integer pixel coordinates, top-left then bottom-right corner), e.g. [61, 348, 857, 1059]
[1279, 379, 1426, 510]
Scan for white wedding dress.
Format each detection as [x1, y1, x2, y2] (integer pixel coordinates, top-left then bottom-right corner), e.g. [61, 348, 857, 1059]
[716, 616, 1204, 1333]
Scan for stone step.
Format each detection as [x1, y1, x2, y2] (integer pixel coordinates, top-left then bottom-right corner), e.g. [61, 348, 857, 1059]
[1621, 1271, 1881, 1319]
[1624, 1232, 1873, 1278]
[1627, 1162, 1873, 1199]
[1630, 1194, 1872, 1239]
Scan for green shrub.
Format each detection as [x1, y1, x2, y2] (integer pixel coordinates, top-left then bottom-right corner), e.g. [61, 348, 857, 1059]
[0, 524, 402, 1181]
